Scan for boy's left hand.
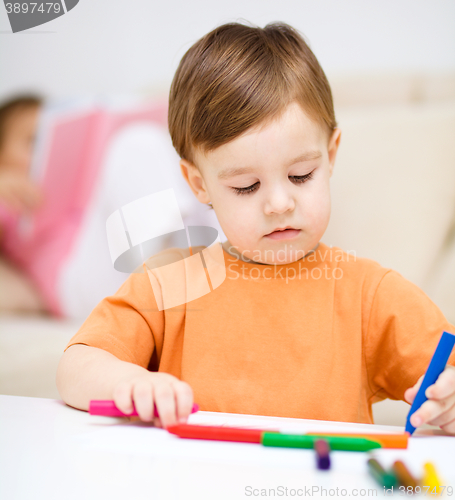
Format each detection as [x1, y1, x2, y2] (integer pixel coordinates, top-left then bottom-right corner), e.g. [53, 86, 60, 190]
[404, 365, 455, 434]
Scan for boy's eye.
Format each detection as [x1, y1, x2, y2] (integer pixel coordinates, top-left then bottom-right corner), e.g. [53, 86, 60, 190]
[290, 171, 314, 184]
[232, 182, 260, 195]
[231, 171, 314, 196]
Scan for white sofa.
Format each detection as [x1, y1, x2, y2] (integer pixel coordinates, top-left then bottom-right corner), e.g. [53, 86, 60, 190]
[1, 73, 454, 427]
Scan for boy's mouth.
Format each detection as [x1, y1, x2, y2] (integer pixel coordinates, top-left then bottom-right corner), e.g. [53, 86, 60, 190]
[265, 227, 301, 240]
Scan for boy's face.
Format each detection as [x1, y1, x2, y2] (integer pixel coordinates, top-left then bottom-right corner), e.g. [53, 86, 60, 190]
[181, 102, 341, 265]
[0, 105, 40, 176]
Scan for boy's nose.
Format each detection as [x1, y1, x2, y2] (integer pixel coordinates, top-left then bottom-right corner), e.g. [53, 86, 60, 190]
[263, 187, 295, 215]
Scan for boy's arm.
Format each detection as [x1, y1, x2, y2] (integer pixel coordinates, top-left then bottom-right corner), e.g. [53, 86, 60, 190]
[57, 344, 193, 428]
[365, 269, 455, 401]
[56, 265, 191, 427]
[364, 269, 455, 432]
[57, 344, 149, 410]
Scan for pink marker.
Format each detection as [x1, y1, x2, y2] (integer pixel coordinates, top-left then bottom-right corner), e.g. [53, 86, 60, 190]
[89, 400, 199, 418]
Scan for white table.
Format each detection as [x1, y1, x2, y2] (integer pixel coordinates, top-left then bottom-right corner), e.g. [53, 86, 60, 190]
[0, 395, 454, 499]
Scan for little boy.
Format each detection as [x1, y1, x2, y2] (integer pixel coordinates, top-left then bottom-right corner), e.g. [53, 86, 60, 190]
[57, 22, 455, 432]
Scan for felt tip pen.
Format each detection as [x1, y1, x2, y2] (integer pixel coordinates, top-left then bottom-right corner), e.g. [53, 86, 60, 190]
[392, 460, 418, 488]
[261, 433, 381, 452]
[314, 439, 331, 470]
[422, 462, 443, 493]
[367, 458, 398, 489]
[167, 423, 268, 443]
[405, 331, 455, 435]
[89, 400, 199, 418]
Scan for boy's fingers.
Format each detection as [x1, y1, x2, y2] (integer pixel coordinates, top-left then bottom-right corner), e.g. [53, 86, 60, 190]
[404, 388, 414, 404]
[113, 381, 135, 415]
[154, 382, 177, 428]
[172, 380, 193, 423]
[133, 380, 155, 422]
[426, 366, 455, 400]
[414, 374, 424, 390]
[404, 375, 424, 404]
[152, 416, 162, 428]
[426, 400, 455, 427]
[440, 416, 455, 435]
[411, 394, 455, 427]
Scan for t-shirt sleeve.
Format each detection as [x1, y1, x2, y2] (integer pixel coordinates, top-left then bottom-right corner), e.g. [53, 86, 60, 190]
[64, 266, 164, 369]
[364, 269, 455, 403]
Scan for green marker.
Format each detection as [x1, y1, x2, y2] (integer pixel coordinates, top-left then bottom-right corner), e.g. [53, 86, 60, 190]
[367, 459, 398, 489]
[261, 433, 381, 452]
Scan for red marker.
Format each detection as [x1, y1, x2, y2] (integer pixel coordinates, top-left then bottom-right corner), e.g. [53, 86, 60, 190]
[167, 423, 273, 443]
[89, 400, 199, 418]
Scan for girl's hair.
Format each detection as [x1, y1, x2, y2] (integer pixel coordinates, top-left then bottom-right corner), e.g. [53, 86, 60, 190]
[0, 94, 42, 150]
[168, 21, 337, 165]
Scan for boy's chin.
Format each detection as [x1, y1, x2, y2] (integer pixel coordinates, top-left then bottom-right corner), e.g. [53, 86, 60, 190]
[243, 247, 311, 265]
[223, 239, 318, 265]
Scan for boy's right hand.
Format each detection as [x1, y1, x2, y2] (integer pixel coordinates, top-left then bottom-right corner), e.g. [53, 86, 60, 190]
[112, 372, 194, 428]
[0, 169, 42, 214]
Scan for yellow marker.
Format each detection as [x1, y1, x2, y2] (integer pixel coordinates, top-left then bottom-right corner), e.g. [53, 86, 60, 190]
[422, 463, 443, 495]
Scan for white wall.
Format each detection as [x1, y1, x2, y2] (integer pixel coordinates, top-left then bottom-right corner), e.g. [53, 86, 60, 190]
[0, 0, 454, 100]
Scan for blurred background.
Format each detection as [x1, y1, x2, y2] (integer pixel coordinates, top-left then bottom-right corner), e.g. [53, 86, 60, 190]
[0, 0, 454, 426]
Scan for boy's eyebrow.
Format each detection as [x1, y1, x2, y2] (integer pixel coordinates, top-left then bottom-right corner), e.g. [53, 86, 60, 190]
[217, 151, 322, 180]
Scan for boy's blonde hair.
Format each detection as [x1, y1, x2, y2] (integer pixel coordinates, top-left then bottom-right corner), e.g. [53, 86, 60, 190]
[168, 21, 337, 165]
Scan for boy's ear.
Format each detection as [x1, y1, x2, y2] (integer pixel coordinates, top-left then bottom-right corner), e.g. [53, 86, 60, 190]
[328, 127, 342, 178]
[180, 158, 211, 204]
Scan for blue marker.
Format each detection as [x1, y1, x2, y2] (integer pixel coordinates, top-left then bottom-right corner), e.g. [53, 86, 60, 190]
[405, 331, 455, 434]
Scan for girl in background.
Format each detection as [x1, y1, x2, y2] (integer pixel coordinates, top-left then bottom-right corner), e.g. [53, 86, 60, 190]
[0, 95, 45, 313]
[0, 94, 223, 318]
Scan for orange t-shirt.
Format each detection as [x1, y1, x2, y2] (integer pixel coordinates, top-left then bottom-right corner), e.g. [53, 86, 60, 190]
[65, 241, 455, 424]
